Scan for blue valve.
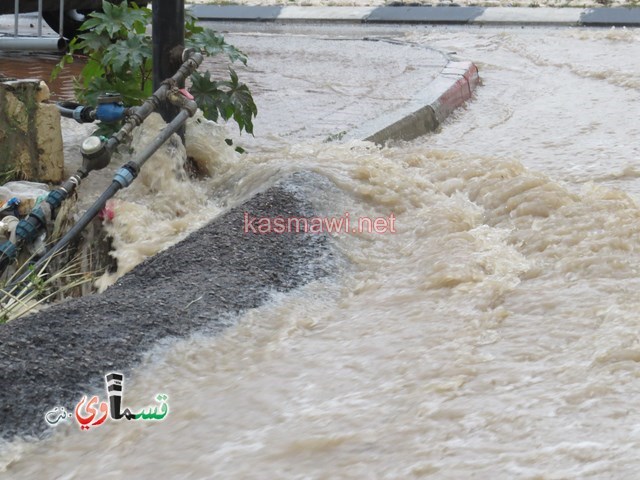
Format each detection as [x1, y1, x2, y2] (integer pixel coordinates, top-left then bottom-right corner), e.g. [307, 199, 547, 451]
[95, 93, 127, 123]
[0, 197, 21, 216]
[96, 102, 126, 123]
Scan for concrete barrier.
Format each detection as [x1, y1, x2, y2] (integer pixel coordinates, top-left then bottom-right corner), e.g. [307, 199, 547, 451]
[0, 79, 64, 183]
[348, 60, 479, 144]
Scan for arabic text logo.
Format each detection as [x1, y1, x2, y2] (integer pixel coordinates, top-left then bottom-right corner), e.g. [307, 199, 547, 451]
[44, 372, 169, 431]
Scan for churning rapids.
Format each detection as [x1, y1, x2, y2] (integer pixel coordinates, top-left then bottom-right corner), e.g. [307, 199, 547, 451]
[2, 26, 640, 478]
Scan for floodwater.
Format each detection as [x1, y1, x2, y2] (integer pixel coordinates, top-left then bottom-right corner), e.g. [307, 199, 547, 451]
[2, 26, 640, 478]
[0, 53, 81, 101]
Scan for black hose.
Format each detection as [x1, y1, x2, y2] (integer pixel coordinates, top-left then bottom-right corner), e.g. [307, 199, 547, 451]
[56, 101, 81, 119]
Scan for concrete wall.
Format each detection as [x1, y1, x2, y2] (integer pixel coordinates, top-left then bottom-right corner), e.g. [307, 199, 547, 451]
[0, 79, 63, 183]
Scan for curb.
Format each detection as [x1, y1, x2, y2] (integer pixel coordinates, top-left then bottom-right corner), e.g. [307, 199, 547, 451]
[347, 60, 479, 144]
[190, 5, 640, 27]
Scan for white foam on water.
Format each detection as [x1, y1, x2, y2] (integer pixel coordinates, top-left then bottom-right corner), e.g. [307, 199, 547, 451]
[3, 26, 640, 479]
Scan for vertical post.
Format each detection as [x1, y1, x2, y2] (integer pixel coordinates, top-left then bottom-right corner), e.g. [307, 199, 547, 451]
[14, 0, 19, 37]
[37, 0, 43, 37]
[152, 0, 185, 124]
[58, 0, 64, 39]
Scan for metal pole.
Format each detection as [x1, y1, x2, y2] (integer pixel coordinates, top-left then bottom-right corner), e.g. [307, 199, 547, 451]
[14, 0, 19, 37]
[152, 0, 185, 124]
[38, 0, 43, 37]
[58, 0, 64, 39]
[0, 37, 67, 51]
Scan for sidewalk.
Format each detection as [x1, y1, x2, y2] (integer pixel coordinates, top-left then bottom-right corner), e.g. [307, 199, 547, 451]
[192, 5, 640, 27]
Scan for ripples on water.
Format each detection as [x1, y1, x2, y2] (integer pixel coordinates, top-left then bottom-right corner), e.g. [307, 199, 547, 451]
[0, 54, 81, 101]
[2, 27, 640, 478]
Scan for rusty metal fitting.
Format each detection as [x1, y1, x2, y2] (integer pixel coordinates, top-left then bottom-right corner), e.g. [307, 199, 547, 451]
[166, 88, 198, 117]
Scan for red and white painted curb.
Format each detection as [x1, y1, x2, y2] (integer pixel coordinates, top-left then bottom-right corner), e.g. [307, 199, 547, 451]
[352, 60, 480, 144]
[429, 60, 479, 125]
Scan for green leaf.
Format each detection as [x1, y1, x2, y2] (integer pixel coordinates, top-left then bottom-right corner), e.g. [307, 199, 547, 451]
[185, 29, 248, 65]
[189, 69, 257, 135]
[102, 35, 150, 76]
[76, 30, 111, 52]
[55, 2, 255, 138]
[81, 59, 106, 87]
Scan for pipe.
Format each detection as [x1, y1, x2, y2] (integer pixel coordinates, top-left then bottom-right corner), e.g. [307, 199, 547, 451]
[56, 101, 81, 119]
[0, 50, 201, 294]
[0, 37, 67, 52]
[106, 50, 203, 152]
[59, 0, 65, 39]
[9, 108, 192, 288]
[153, 0, 185, 125]
[38, 0, 43, 37]
[0, 171, 84, 271]
[56, 101, 97, 123]
[79, 50, 203, 173]
[14, 0, 18, 37]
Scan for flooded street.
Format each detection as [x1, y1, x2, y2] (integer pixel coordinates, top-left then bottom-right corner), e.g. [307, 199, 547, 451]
[2, 26, 640, 478]
[410, 27, 640, 197]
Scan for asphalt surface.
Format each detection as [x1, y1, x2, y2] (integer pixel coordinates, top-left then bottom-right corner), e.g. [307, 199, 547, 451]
[0, 173, 335, 441]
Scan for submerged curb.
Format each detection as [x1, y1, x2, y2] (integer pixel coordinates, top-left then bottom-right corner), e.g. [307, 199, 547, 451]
[348, 60, 479, 144]
[190, 5, 640, 27]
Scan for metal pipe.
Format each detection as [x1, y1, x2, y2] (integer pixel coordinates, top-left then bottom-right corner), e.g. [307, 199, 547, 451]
[58, 0, 64, 39]
[152, 0, 185, 124]
[104, 50, 203, 155]
[38, 0, 43, 37]
[0, 37, 67, 52]
[13, 108, 192, 284]
[14, 0, 19, 37]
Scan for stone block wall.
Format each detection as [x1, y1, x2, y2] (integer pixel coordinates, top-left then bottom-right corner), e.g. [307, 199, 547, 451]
[0, 79, 64, 183]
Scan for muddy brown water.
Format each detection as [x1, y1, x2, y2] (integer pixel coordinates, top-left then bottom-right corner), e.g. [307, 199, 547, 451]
[0, 53, 82, 101]
[1, 26, 640, 479]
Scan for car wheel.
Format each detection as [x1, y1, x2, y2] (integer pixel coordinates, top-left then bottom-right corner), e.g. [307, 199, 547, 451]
[42, 8, 92, 40]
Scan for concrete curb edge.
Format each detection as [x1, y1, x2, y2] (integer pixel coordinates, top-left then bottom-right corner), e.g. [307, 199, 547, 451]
[346, 60, 479, 144]
[190, 5, 640, 27]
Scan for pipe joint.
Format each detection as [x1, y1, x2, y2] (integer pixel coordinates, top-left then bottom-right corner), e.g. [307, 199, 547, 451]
[15, 208, 46, 243]
[45, 189, 66, 211]
[59, 174, 81, 195]
[0, 241, 17, 268]
[113, 163, 138, 189]
[167, 88, 198, 117]
[73, 105, 95, 123]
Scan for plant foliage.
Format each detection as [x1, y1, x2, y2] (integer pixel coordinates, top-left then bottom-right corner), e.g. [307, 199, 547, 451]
[53, 1, 257, 134]
[0, 253, 92, 323]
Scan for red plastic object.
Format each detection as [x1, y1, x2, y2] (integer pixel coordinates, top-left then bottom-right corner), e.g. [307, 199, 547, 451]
[99, 201, 115, 222]
[179, 88, 194, 100]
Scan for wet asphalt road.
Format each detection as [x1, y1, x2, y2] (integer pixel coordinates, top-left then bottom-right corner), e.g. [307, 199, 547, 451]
[0, 173, 334, 441]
